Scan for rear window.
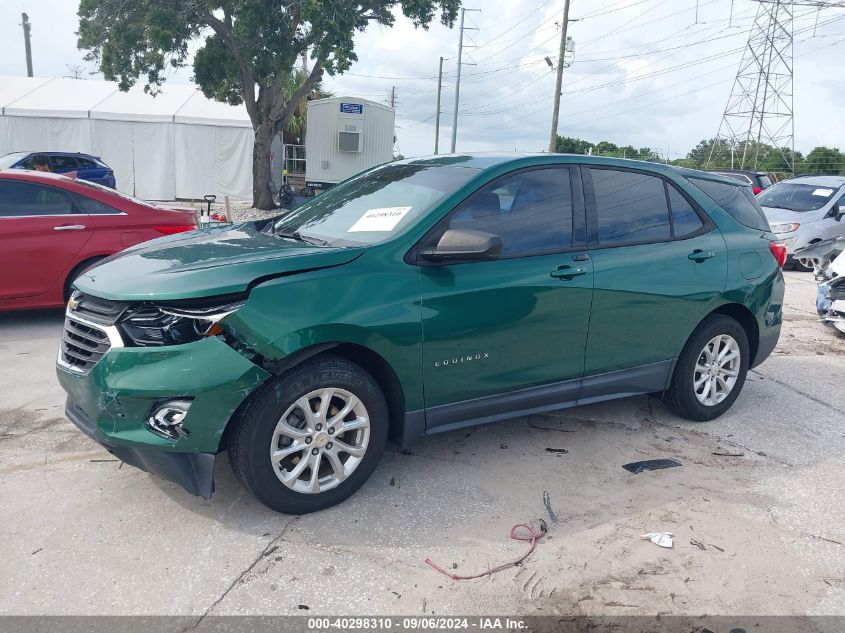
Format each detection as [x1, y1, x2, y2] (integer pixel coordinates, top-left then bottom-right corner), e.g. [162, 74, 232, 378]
[758, 175, 773, 188]
[689, 177, 771, 231]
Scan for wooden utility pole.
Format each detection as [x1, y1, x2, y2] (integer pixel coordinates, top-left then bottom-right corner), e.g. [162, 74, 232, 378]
[548, 0, 571, 153]
[21, 13, 33, 77]
[434, 56, 445, 154]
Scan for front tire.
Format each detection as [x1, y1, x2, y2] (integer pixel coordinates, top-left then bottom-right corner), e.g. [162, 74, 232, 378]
[228, 355, 388, 514]
[663, 315, 750, 422]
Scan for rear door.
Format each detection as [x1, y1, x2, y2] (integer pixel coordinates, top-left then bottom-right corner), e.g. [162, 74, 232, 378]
[417, 165, 594, 428]
[581, 167, 727, 383]
[0, 180, 94, 300]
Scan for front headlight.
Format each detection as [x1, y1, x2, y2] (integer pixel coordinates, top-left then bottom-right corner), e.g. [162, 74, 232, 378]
[120, 300, 243, 346]
[771, 223, 800, 234]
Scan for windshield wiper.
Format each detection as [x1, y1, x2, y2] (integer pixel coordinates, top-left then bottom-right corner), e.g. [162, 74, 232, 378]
[760, 203, 795, 211]
[275, 230, 329, 246]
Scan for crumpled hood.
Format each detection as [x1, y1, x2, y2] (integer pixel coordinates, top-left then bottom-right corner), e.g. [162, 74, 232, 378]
[74, 223, 364, 301]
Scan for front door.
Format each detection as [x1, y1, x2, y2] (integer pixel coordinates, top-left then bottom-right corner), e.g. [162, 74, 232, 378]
[581, 167, 728, 382]
[0, 179, 93, 300]
[416, 165, 594, 430]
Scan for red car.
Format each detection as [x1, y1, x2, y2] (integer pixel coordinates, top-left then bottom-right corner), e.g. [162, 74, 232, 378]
[0, 170, 197, 311]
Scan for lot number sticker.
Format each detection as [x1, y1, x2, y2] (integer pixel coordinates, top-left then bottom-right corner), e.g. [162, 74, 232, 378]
[812, 188, 834, 197]
[348, 206, 412, 232]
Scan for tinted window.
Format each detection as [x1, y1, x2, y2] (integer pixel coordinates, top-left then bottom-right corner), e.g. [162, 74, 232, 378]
[758, 174, 773, 188]
[0, 181, 74, 216]
[77, 157, 98, 169]
[50, 155, 79, 171]
[667, 185, 704, 236]
[591, 169, 670, 244]
[437, 167, 573, 258]
[691, 178, 770, 230]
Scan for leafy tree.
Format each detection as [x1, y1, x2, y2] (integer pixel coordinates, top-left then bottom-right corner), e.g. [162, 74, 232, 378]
[282, 67, 332, 145]
[77, 0, 461, 209]
[555, 135, 595, 154]
[803, 146, 844, 175]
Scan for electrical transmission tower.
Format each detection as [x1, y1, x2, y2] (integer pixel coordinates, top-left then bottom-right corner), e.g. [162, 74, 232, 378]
[708, 1, 796, 172]
[708, 1, 844, 172]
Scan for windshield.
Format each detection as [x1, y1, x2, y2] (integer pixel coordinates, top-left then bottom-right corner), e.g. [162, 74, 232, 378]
[0, 152, 28, 169]
[757, 183, 841, 212]
[272, 163, 480, 247]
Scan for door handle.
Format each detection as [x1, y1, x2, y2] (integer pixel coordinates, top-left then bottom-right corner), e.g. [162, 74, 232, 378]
[53, 224, 86, 231]
[550, 266, 587, 280]
[688, 249, 716, 262]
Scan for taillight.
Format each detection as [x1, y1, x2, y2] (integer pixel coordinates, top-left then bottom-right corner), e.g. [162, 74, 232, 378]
[769, 242, 787, 268]
[154, 225, 196, 235]
[752, 186, 762, 195]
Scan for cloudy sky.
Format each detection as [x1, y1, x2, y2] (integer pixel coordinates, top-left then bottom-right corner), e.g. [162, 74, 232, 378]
[2, 0, 843, 159]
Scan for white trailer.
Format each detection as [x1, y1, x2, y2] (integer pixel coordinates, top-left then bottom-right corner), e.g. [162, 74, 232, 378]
[305, 97, 395, 191]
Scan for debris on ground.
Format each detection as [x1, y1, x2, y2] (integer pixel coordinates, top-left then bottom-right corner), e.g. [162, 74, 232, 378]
[690, 539, 706, 550]
[543, 490, 560, 524]
[712, 449, 745, 457]
[622, 458, 682, 474]
[425, 523, 546, 580]
[642, 532, 674, 548]
[544, 447, 569, 454]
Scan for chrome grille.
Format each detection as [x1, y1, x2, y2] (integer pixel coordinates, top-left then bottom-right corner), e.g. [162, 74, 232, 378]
[58, 312, 122, 374]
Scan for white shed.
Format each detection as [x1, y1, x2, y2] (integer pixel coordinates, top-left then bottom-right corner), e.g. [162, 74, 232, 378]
[0, 76, 254, 201]
[305, 97, 395, 189]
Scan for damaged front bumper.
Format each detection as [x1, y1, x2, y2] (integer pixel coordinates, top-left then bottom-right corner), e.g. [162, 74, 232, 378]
[57, 335, 271, 498]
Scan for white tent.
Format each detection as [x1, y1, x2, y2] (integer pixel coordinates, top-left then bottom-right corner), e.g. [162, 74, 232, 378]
[0, 76, 254, 201]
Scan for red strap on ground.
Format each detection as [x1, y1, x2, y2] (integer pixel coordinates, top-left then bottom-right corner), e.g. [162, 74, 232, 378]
[424, 523, 546, 580]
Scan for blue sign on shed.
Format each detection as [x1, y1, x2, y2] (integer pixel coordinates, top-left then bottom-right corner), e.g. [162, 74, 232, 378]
[340, 102, 364, 114]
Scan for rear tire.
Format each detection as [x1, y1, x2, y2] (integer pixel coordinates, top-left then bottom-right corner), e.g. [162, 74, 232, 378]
[663, 315, 750, 422]
[228, 355, 388, 514]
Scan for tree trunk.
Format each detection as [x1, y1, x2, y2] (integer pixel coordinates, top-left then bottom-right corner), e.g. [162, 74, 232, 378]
[253, 122, 276, 210]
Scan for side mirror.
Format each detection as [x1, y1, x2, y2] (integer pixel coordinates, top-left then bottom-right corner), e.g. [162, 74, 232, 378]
[835, 205, 845, 222]
[419, 228, 503, 262]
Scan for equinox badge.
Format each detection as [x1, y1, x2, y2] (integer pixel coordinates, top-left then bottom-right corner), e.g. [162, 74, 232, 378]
[434, 352, 490, 368]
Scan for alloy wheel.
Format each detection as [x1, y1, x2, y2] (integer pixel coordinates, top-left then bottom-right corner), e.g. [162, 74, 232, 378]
[269, 388, 370, 494]
[693, 334, 741, 407]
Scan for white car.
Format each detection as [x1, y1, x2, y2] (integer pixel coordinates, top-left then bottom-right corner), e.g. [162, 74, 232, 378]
[759, 175, 845, 269]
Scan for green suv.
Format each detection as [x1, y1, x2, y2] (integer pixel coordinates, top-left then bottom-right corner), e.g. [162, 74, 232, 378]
[57, 154, 785, 513]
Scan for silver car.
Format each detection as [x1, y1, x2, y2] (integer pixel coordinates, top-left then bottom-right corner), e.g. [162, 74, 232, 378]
[759, 175, 845, 268]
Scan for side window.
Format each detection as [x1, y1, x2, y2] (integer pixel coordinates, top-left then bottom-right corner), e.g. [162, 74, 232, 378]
[438, 167, 573, 258]
[0, 181, 75, 216]
[590, 168, 671, 245]
[689, 177, 770, 231]
[667, 185, 704, 237]
[76, 157, 97, 169]
[75, 195, 120, 215]
[50, 155, 79, 171]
